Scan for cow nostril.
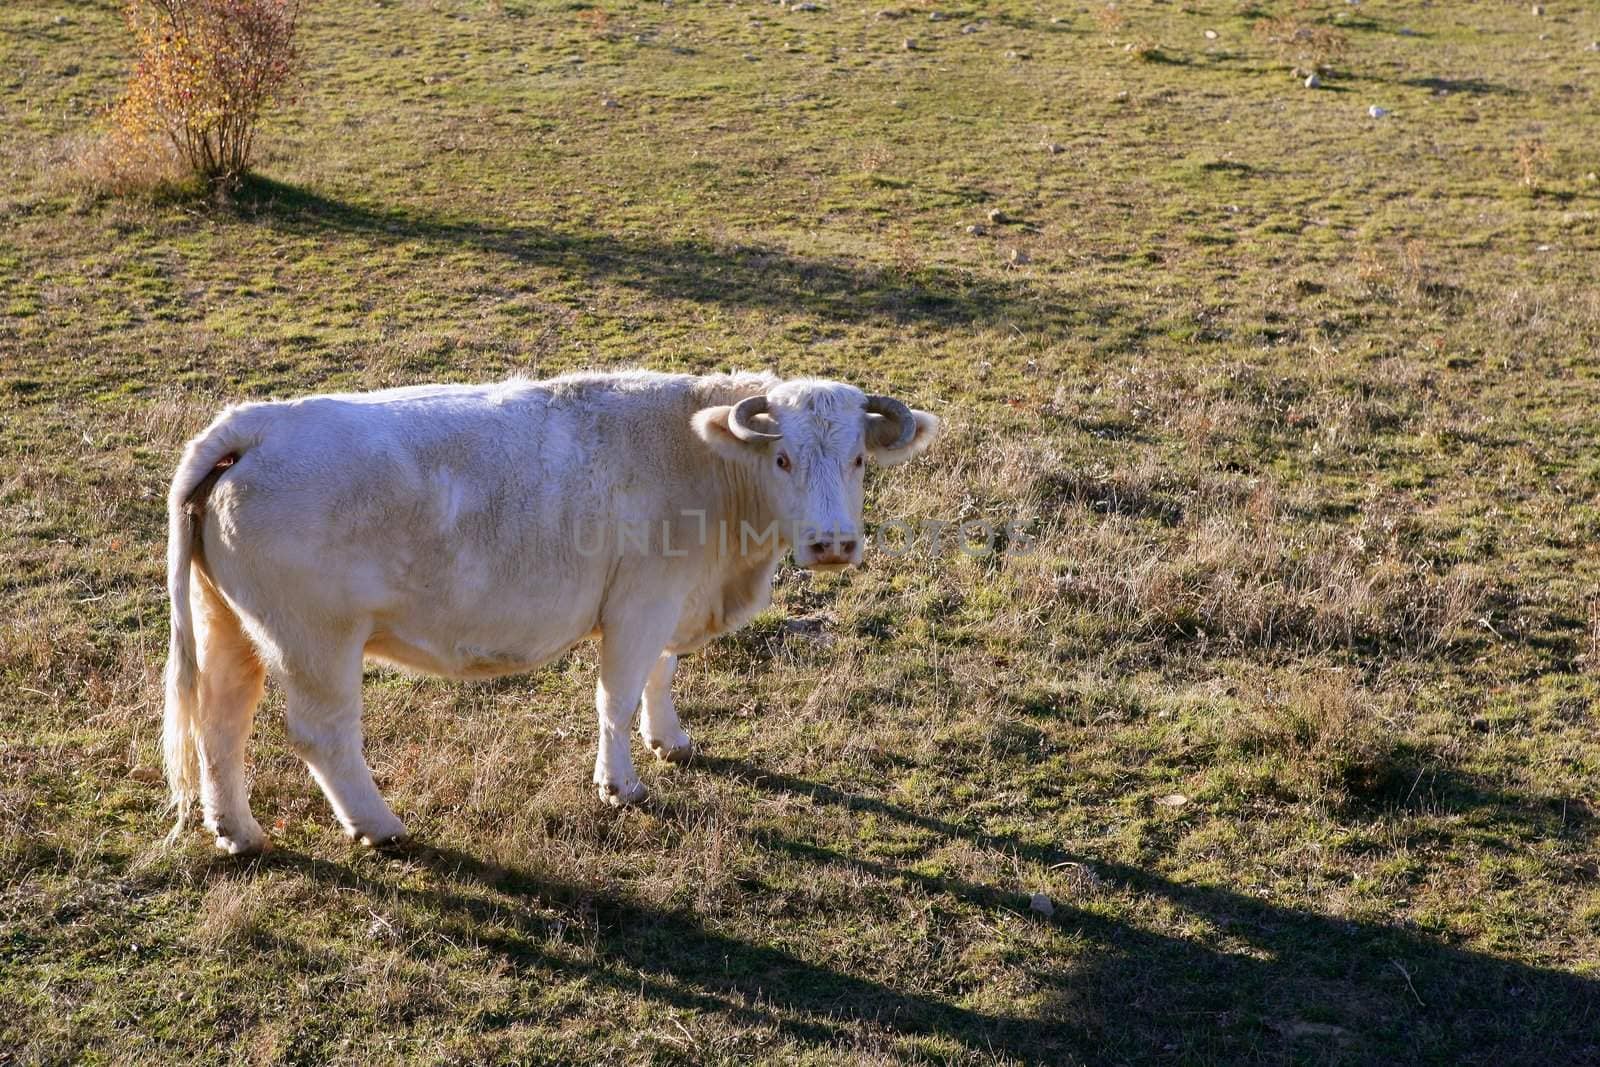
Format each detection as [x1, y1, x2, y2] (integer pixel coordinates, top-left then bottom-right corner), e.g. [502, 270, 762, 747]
[808, 542, 831, 557]
[839, 540, 858, 555]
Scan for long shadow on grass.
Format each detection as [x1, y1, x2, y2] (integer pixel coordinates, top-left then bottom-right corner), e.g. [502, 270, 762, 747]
[1398, 76, 1523, 97]
[262, 843, 1094, 1063]
[701, 756, 1600, 1064]
[234, 176, 1085, 331]
[244, 749, 1600, 1063]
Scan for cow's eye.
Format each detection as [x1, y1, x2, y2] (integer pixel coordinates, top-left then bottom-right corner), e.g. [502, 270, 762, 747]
[776, 453, 791, 471]
[853, 454, 865, 469]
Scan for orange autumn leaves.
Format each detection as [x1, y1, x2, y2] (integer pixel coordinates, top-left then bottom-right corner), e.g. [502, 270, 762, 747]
[106, 0, 302, 190]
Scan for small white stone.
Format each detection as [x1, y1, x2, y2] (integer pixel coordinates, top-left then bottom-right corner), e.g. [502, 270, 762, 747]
[987, 207, 1007, 223]
[1008, 248, 1031, 266]
[1305, 73, 1321, 88]
[1204, 28, 1217, 40]
[1030, 892, 1055, 917]
[1157, 793, 1189, 808]
[903, 37, 917, 49]
[1369, 105, 1389, 118]
[601, 96, 619, 108]
[1531, 4, 1543, 15]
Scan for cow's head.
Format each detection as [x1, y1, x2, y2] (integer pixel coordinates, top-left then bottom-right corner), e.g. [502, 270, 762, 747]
[693, 379, 939, 571]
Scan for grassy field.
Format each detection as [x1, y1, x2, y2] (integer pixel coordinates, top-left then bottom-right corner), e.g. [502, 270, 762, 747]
[4, 0, 1600, 1062]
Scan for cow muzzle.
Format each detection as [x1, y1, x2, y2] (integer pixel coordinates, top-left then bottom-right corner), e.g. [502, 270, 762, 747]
[795, 529, 863, 572]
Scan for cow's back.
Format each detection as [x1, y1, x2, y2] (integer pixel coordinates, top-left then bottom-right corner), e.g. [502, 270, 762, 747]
[191, 372, 754, 678]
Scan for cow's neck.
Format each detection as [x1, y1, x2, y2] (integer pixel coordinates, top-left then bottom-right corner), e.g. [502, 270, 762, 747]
[713, 458, 781, 564]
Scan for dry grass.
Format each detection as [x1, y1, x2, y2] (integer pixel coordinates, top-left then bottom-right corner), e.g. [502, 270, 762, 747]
[1218, 672, 1411, 807]
[193, 873, 270, 946]
[4, 0, 1600, 1061]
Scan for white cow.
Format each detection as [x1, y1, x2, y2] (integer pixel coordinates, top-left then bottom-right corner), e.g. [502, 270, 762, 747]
[162, 370, 939, 854]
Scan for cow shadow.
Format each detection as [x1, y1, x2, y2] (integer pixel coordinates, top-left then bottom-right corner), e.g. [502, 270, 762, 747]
[258, 844, 1091, 1062]
[238, 754, 1600, 1064]
[231, 176, 1092, 334]
[691, 756, 1599, 1063]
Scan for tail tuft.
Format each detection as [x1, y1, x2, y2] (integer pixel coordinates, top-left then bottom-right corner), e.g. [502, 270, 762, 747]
[162, 630, 200, 843]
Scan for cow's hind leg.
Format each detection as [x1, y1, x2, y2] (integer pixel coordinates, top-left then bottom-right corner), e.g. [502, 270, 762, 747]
[639, 653, 693, 764]
[193, 575, 267, 855]
[281, 644, 406, 847]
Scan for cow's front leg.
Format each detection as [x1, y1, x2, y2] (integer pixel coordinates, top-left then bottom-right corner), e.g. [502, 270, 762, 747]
[640, 652, 693, 764]
[593, 628, 672, 807]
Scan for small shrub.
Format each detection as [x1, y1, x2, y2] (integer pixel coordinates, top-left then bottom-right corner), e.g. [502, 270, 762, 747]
[1129, 37, 1164, 62]
[109, 0, 303, 191]
[1513, 137, 1549, 190]
[1253, 15, 1348, 74]
[575, 7, 612, 37]
[1095, 5, 1127, 34]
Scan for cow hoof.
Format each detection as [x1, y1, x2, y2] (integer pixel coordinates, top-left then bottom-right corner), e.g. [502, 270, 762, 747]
[347, 814, 409, 848]
[213, 826, 267, 857]
[648, 737, 695, 765]
[598, 779, 649, 807]
[208, 815, 266, 856]
[357, 828, 410, 849]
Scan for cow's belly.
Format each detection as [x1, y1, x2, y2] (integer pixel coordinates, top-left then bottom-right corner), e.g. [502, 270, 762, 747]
[365, 628, 592, 679]
[364, 588, 602, 680]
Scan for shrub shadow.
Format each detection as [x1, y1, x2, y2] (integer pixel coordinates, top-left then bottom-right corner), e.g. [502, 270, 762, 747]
[234, 176, 1093, 333]
[1399, 76, 1523, 97]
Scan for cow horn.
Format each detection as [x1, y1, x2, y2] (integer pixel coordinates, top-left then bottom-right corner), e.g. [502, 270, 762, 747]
[864, 394, 916, 450]
[728, 394, 782, 442]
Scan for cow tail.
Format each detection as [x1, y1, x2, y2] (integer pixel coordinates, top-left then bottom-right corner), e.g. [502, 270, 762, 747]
[162, 407, 255, 843]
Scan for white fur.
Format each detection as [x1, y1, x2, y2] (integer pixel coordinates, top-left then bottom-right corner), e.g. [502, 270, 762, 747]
[161, 370, 938, 850]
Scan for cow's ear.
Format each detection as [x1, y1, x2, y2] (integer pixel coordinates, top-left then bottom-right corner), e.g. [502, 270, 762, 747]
[692, 405, 765, 463]
[868, 410, 940, 467]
